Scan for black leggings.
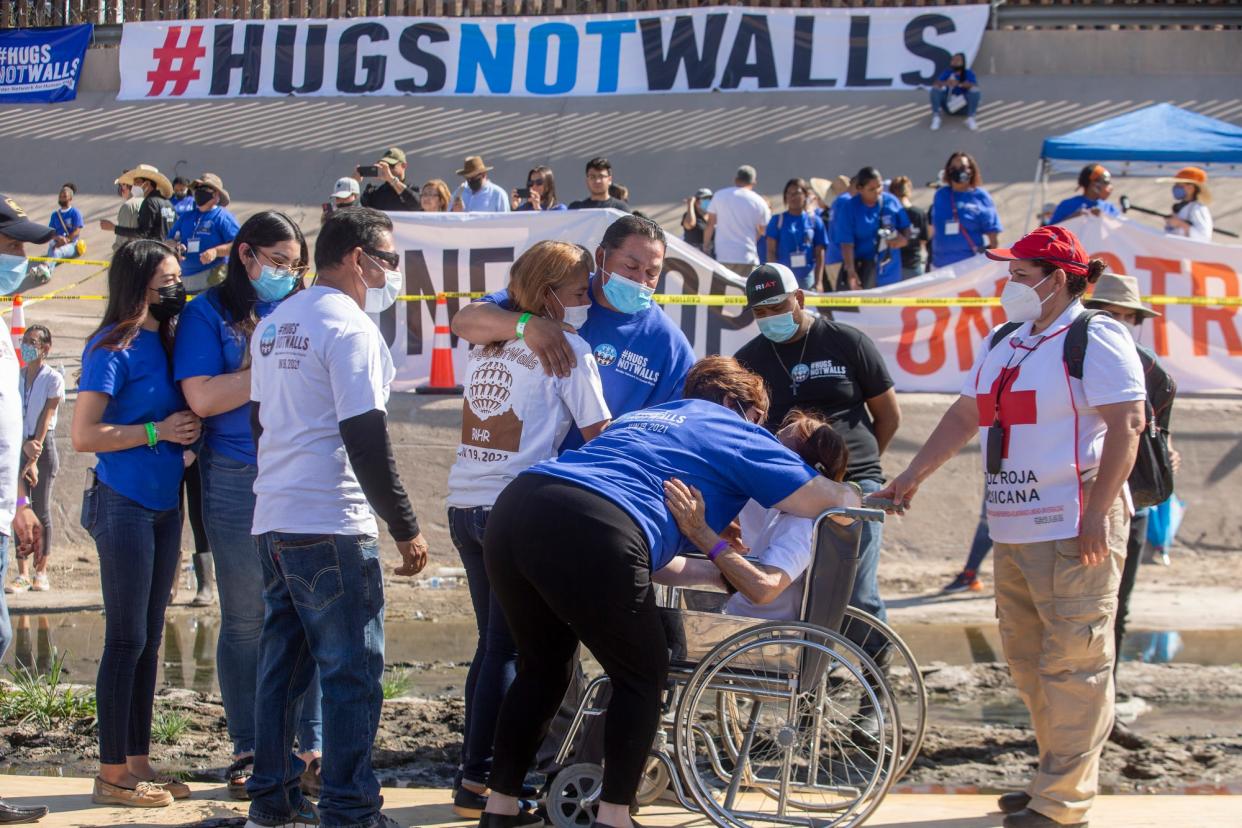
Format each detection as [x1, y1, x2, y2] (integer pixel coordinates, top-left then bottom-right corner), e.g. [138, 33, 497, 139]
[181, 457, 209, 556]
[484, 474, 668, 805]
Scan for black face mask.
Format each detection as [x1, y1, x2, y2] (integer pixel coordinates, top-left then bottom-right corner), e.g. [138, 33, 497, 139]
[193, 189, 215, 207]
[58, 200, 69, 209]
[149, 283, 187, 322]
[949, 166, 972, 185]
[467, 177, 484, 193]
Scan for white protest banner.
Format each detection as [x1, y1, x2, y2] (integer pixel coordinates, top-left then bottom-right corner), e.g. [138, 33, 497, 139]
[117, 5, 988, 100]
[382, 211, 1242, 394]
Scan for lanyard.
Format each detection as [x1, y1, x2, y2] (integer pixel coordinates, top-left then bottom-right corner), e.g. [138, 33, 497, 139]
[54, 210, 70, 235]
[192, 208, 214, 239]
[950, 192, 979, 254]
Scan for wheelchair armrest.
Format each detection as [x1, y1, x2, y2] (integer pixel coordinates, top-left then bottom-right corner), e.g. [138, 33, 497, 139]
[817, 506, 886, 524]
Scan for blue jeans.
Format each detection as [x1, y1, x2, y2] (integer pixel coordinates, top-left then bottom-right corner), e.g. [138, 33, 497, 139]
[930, 87, 981, 117]
[848, 478, 888, 658]
[448, 506, 517, 786]
[89, 481, 182, 764]
[200, 446, 322, 757]
[248, 532, 386, 828]
[0, 535, 11, 660]
[964, 497, 993, 573]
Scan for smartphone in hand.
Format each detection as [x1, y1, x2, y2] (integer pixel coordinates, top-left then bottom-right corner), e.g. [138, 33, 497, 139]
[357, 164, 381, 178]
[515, 187, 531, 199]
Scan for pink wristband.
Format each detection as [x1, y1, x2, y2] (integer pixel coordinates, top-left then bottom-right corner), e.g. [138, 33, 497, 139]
[707, 539, 729, 561]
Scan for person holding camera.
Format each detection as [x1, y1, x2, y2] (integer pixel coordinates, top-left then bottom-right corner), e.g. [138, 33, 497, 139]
[831, 167, 909, 290]
[357, 147, 418, 212]
[511, 166, 565, 212]
[928, 152, 1001, 270]
[680, 188, 712, 252]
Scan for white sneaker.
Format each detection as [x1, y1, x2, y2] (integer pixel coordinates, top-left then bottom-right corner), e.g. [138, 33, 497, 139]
[5, 575, 31, 594]
[930, 114, 942, 131]
[31, 573, 49, 592]
[966, 116, 978, 131]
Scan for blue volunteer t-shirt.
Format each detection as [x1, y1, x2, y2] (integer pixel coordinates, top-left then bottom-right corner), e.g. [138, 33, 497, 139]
[930, 186, 1003, 269]
[174, 287, 279, 465]
[831, 192, 911, 261]
[824, 194, 852, 266]
[1049, 195, 1121, 226]
[48, 207, 83, 237]
[478, 275, 695, 451]
[528, 399, 818, 571]
[171, 194, 196, 215]
[937, 67, 978, 94]
[766, 211, 828, 288]
[170, 206, 241, 279]
[80, 327, 186, 511]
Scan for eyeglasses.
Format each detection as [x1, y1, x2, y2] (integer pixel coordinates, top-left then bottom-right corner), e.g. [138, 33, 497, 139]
[363, 247, 400, 269]
[528, 177, 546, 186]
[254, 247, 309, 277]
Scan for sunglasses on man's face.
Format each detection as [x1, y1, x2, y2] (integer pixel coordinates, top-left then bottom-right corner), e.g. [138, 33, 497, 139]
[363, 247, 400, 269]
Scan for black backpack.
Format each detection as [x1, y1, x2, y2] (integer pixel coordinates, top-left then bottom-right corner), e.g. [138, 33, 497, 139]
[990, 311, 1176, 509]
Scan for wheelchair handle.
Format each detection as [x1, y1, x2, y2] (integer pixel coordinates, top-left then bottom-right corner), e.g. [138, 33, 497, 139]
[817, 506, 887, 524]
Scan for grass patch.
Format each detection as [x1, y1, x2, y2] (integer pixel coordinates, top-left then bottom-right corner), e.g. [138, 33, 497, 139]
[0, 650, 96, 729]
[381, 668, 413, 700]
[151, 710, 191, 744]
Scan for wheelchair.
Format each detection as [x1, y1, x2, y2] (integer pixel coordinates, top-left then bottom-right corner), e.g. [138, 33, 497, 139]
[544, 507, 928, 828]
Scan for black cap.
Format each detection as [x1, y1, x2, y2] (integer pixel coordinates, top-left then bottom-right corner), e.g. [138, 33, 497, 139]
[745, 263, 799, 309]
[0, 195, 54, 244]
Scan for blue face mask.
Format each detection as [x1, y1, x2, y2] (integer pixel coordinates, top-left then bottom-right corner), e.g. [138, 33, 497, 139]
[700, 198, 711, 212]
[253, 263, 297, 302]
[1172, 185, 1188, 201]
[20, 343, 38, 363]
[757, 311, 799, 343]
[0, 254, 28, 296]
[601, 270, 655, 315]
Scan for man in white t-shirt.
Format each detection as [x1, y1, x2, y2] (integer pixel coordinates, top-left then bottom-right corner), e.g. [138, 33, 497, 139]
[704, 165, 772, 276]
[246, 207, 427, 828]
[880, 227, 1146, 828]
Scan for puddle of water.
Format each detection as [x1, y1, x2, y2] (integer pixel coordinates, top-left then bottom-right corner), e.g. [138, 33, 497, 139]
[4, 610, 1238, 697]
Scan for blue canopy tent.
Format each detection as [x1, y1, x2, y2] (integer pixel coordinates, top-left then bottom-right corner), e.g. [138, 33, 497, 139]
[1029, 103, 1242, 226]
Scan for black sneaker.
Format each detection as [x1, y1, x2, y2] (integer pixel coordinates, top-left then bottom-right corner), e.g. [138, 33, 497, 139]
[942, 569, 983, 593]
[1003, 808, 1085, 828]
[477, 813, 543, 828]
[245, 797, 320, 828]
[997, 791, 1030, 814]
[453, 787, 488, 819]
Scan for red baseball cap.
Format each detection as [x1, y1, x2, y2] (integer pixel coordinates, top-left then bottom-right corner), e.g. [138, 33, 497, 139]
[986, 225, 1089, 276]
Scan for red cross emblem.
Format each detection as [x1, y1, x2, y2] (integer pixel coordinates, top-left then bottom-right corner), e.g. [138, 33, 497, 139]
[976, 367, 1038, 458]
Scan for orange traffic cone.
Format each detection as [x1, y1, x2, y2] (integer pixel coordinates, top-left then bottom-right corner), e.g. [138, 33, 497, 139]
[9, 295, 24, 367]
[416, 294, 463, 395]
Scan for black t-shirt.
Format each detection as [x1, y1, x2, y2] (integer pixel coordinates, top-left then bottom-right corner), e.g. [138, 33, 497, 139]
[569, 197, 630, 212]
[683, 211, 707, 249]
[361, 181, 420, 212]
[735, 316, 893, 483]
[901, 204, 929, 271]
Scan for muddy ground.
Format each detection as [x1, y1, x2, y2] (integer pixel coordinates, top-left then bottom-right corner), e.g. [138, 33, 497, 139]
[3, 661, 1239, 796]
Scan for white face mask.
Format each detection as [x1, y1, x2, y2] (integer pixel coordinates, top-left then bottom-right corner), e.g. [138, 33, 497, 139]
[359, 252, 402, 313]
[999, 274, 1052, 323]
[548, 289, 590, 331]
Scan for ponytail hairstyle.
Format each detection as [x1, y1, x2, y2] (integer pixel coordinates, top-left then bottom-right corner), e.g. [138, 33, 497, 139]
[780, 409, 849, 482]
[1038, 257, 1107, 297]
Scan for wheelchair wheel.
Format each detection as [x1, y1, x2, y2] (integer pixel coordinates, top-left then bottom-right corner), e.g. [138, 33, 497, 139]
[674, 622, 898, 827]
[634, 754, 671, 806]
[547, 762, 602, 828]
[839, 607, 927, 782]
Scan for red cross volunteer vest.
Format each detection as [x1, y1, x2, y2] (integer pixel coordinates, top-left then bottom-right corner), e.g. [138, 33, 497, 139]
[973, 323, 1083, 544]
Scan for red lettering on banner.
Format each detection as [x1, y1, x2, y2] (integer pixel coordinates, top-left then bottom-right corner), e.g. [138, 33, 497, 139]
[954, 278, 1007, 370]
[1091, 250, 1126, 275]
[898, 306, 950, 375]
[1190, 261, 1242, 356]
[1134, 256, 1181, 357]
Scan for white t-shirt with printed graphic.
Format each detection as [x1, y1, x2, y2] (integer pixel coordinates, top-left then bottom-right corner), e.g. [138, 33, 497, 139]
[447, 333, 610, 508]
[251, 285, 394, 537]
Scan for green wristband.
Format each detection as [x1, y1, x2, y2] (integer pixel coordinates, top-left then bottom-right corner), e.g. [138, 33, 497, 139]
[515, 312, 533, 340]
[145, 421, 158, 448]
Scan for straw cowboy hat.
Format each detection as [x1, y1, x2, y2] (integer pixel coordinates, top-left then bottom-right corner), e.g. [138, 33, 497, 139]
[116, 164, 173, 198]
[456, 156, 493, 178]
[1158, 166, 1212, 205]
[809, 175, 852, 206]
[191, 172, 231, 207]
[1084, 272, 1160, 319]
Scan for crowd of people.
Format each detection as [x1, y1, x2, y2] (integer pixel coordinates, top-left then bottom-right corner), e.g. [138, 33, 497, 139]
[0, 131, 1204, 828]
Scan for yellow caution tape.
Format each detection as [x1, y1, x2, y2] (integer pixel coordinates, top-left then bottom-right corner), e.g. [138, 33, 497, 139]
[27, 256, 113, 267]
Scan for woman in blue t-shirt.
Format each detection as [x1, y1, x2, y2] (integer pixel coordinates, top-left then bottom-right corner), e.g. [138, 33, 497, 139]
[832, 167, 910, 291]
[765, 178, 827, 291]
[173, 211, 323, 799]
[929, 152, 1002, 270]
[72, 240, 200, 808]
[475, 357, 861, 828]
